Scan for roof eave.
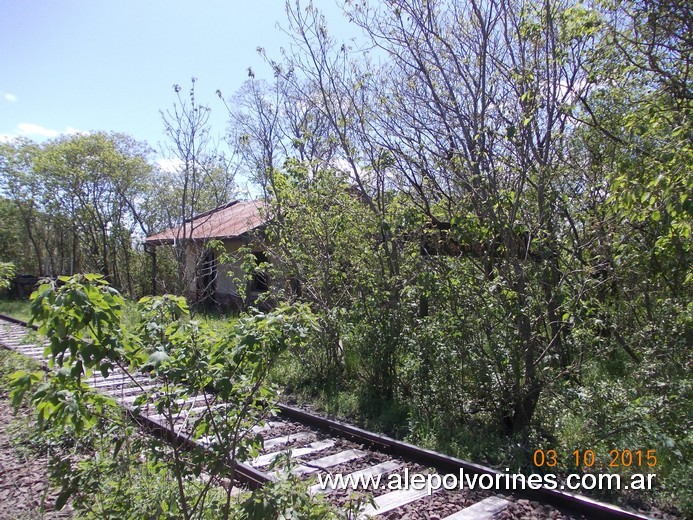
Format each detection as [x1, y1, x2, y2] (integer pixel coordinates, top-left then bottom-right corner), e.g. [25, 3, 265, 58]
[144, 228, 266, 247]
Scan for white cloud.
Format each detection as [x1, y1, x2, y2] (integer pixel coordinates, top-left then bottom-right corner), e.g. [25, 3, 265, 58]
[1, 123, 86, 140]
[2, 92, 17, 103]
[157, 157, 184, 173]
[17, 122, 61, 137]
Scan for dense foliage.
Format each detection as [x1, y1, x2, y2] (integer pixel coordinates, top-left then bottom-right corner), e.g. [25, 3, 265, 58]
[0, 90, 237, 298]
[0, 133, 157, 293]
[8, 275, 350, 519]
[0, 262, 14, 291]
[225, 0, 691, 515]
[0, 0, 689, 516]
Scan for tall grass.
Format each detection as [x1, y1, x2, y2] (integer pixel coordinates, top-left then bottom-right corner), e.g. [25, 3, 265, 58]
[0, 297, 32, 322]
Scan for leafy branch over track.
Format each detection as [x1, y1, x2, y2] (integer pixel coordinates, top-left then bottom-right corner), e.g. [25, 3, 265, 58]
[8, 274, 348, 519]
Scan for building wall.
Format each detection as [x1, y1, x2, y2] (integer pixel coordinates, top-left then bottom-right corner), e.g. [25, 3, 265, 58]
[216, 240, 245, 298]
[182, 238, 267, 309]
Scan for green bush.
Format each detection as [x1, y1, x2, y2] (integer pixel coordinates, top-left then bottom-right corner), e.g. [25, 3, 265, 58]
[9, 274, 350, 520]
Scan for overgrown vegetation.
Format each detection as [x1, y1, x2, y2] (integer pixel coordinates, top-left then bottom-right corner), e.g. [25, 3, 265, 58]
[6, 275, 363, 519]
[0, 126, 231, 298]
[227, 0, 690, 516]
[0, 0, 689, 516]
[0, 297, 31, 321]
[0, 261, 14, 291]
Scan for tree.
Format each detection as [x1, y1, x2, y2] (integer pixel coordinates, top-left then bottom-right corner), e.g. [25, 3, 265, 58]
[0, 133, 157, 295]
[267, 0, 605, 432]
[0, 138, 53, 275]
[159, 78, 239, 301]
[222, 1, 690, 509]
[36, 133, 154, 290]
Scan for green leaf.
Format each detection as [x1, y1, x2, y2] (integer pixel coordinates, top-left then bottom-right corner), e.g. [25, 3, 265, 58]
[145, 350, 170, 366]
[55, 488, 71, 511]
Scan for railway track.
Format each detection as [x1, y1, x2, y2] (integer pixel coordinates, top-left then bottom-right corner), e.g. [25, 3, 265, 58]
[0, 313, 654, 519]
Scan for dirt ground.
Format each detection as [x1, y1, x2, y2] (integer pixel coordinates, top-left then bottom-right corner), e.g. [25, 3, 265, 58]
[0, 396, 72, 519]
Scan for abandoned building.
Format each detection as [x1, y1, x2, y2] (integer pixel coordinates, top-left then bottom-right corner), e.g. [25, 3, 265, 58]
[144, 200, 269, 309]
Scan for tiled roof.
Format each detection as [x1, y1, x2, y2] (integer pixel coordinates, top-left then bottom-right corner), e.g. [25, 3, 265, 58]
[145, 200, 266, 245]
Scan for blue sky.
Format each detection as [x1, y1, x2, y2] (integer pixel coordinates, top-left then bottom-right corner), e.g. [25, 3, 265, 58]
[0, 0, 353, 155]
